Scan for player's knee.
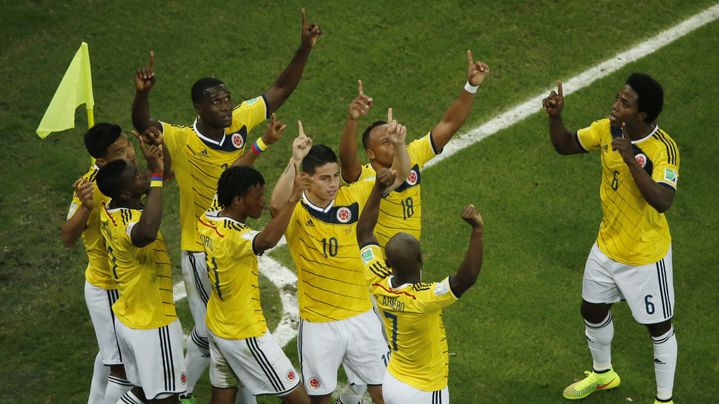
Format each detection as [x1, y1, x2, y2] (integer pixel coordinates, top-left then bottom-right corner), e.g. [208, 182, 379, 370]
[580, 300, 611, 323]
[646, 319, 672, 337]
[109, 364, 126, 379]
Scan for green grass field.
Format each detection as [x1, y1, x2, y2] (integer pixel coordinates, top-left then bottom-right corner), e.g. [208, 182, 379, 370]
[1, 1, 718, 402]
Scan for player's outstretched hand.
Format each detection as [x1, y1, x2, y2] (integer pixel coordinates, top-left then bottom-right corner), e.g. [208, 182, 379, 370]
[467, 50, 490, 86]
[386, 107, 407, 146]
[135, 50, 156, 92]
[375, 168, 397, 192]
[300, 8, 322, 49]
[74, 177, 95, 210]
[461, 204, 484, 230]
[263, 113, 287, 145]
[292, 121, 313, 165]
[542, 81, 564, 117]
[348, 80, 373, 121]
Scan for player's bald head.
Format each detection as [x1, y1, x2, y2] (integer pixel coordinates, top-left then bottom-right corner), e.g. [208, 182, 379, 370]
[385, 232, 422, 275]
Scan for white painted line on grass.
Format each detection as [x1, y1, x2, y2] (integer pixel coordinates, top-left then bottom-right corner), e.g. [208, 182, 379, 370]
[425, 3, 719, 169]
[173, 3, 719, 348]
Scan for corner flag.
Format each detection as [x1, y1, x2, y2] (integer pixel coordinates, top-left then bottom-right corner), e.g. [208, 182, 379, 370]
[36, 42, 95, 138]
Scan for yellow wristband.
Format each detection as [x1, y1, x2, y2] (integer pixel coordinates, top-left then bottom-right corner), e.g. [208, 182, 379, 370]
[256, 137, 268, 150]
[150, 180, 163, 188]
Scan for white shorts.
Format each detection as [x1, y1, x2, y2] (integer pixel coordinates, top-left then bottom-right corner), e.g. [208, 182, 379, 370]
[583, 243, 675, 324]
[116, 319, 187, 399]
[298, 309, 388, 396]
[181, 250, 211, 344]
[208, 329, 301, 396]
[382, 371, 449, 404]
[84, 281, 122, 366]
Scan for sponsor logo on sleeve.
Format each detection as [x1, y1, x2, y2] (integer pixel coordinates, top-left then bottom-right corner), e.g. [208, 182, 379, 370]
[434, 279, 450, 296]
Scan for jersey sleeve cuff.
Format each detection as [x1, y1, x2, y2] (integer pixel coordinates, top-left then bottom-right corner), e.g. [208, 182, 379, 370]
[261, 94, 271, 119]
[574, 132, 589, 153]
[656, 181, 677, 191]
[428, 131, 441, 155]
[360, 241, 380, 250]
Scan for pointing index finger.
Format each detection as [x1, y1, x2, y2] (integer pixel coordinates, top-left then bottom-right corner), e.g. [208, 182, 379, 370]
[149, 50, 155, 70]
[387, 107, 393, 122]
[301, 8, 307, 25]
[466, 50, 473, 67]
[557, 80, 563, 97]
[358, 80, 364, 96]
[297, 120, 305, 137]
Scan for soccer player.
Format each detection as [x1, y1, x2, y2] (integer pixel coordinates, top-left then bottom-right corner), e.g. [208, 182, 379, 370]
[131, 10, 322, 402]
[61, 123, 136, 403]
[97, 135, 187, 403]
[542, 74, 679, 404]
[270, 120, 409, 404]
[339, 50, 489, 246]
[198, 147, 312, 403]
[356, 167, 485, 404]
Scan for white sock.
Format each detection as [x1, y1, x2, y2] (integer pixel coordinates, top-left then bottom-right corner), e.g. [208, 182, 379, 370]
[105, 375, 132, 404]
[184, 328, 210, 395]
[116, 390, 143, 404]
[585, 312, 614, 371]
[235, 386, 257, 404]
[88, 352, 109, 404]
[336, 383, 366, 404]
[652, 326, 677, 401]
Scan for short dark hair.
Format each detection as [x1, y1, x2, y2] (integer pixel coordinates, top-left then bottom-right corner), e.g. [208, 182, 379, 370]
[84, 123, 122, 159]
[191, 77, 225, 104]
[302, 145, 338, 175]
[626, 73, 664, 122]
[96, 159, 131, 199]
[216, 166, 265, 209]
[362, 120, 386, 149]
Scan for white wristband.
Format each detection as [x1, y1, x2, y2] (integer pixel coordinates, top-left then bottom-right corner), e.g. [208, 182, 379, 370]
[464, 81, 479, 94]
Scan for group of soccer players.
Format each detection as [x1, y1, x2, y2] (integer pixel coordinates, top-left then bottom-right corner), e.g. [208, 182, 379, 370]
[62, 8, 680, 404]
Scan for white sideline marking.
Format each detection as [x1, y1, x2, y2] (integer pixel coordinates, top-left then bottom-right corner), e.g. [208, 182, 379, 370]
[425, 3, 719, 169]
[173, 3, 719, 347]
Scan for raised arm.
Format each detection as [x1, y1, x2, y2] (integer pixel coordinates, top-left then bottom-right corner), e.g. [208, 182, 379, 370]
[357, 168, 397, 247]
[339, 80, 373, 183]
[542, 81, 584, 155]
[270, 122, 312, 216]
[448, 205, 485, 298]
[61, 177, 95, 247]
[254, 172, 311, 253]
[233, 113, 287, 167]
[132, 51, 162, 134]
[263, 9, 322, 114]
[431, 50, 490, 152]
[386, 108, 411, 191]
[130, 142, 164, 248]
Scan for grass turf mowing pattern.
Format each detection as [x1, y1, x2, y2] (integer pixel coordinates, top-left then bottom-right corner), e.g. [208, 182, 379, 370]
[1, 1, 718, 402]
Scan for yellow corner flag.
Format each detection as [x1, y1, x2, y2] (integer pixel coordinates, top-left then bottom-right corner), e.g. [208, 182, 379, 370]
[36, 42, 95, 139]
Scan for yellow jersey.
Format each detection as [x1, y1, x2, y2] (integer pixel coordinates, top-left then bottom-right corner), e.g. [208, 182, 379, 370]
[100, 205, 176, 329]
[161, 96, 268, 252]
[285, 178, 376, 322]
[577, 118, 679, 265]
[66, 164, 115, 289]
[360, 243, 458, 391]
[198, 210, 267, 340]
[357, 133, 438, 246]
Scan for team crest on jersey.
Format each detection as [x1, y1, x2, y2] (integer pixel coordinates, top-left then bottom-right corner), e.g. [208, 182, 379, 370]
[308, 377, 321, 390]
[231, 132, 244, 149]
[181, 372, 188, 385]
[286, 370, 296, 382]
[337, 207, 352, 223]
[406, 169, 418, 186]
[635, 153, 647, 168]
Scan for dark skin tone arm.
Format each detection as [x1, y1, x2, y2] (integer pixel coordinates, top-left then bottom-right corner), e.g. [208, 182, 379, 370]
[611, 125, 675, 212]
[130, 142, 164, 248]
[263, 9, 321, 114]
[339, 80, 373, 183]
[254, 173, 311, 253]
[61, 177, 94, 247]
[543, 81, 585, 155]
[232, 114, 287, 168]
[448, 205, 485, 298]
[356, 169, 396, 247]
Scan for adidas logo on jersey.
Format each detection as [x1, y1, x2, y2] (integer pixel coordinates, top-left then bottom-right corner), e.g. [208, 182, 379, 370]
[306, 219, 314, 227]
[199, 149, 209, 157]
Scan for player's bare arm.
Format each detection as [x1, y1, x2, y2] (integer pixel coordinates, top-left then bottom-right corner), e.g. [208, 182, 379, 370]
[448, 204, 485, 297]
[61, 177, 95, 247]
[543, 81, 584, 155]
[339, 80, 373, 183]
[263, 9, 322, 114]
[255, 172, 311, 253]
[269, 121, 312, 216]
[431, 50, 489, 151]
[387, 107, 411, 191]
[130, 140, 165, 248]
[612, 126, 675, 212]
[131, 50, 162, 133]
[130, 127, 172, 180]
[356, 168, 397, 247]
[233, 113, 287, 167]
